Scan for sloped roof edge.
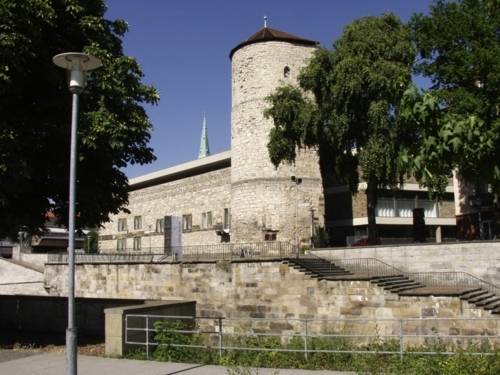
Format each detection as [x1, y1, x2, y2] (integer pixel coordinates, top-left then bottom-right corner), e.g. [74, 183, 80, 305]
[230, 27, 318, 59]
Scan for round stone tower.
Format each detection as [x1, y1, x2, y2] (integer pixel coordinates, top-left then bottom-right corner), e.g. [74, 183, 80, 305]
[229, 27, 324, 244]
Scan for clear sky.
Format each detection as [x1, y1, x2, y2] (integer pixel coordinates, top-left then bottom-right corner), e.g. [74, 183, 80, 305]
[105, 0, 435, 178]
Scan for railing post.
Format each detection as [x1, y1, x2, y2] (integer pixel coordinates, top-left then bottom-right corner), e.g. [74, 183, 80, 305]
[303, 319, 309, 361]
[399, 319, 403, 361]
[145, 316, 150, 359]
[218, 317, 223, 359]
[125, 314, 128, 346]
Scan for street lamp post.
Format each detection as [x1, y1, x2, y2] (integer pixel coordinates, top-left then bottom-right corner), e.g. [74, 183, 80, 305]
[53, 52, 102, 375]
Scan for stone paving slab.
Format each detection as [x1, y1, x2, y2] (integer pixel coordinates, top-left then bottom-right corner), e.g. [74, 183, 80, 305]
[0, 352, 356, 374]
[0, 350, 38, 363]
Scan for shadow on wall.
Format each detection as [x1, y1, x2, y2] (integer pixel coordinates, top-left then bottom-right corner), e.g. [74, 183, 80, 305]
[0, 295, 149, 346]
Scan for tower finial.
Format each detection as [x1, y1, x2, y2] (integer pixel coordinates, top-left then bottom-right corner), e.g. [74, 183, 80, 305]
[264, 15, 268, 28]
[198, 113, 210, 159]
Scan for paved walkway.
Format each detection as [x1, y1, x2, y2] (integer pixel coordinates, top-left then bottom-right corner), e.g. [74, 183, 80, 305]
[0, 351, 355, 374]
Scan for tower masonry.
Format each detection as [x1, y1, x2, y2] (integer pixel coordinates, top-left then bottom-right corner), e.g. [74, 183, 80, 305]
[230, 27, 324, 243]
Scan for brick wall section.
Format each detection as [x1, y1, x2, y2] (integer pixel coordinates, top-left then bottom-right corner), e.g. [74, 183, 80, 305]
[230, 41, 324, 242]
[44, 260, 495, 337]
[99, 167, 231, 252]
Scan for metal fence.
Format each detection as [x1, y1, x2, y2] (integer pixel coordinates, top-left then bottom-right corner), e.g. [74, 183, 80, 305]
[125, 314, 500, 360]
[174, 241, 297, 261]
[47, 252, 165, 264]
[47, 241, 298, 264]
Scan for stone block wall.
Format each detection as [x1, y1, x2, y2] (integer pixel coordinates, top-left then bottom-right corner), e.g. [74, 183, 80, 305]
[44, 258, 495, 339]
[99, 167, 231, 252]
[230, 41, 323, 242]
[230, 177, 324, 243]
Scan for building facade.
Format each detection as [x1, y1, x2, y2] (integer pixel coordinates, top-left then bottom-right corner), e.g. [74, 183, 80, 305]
[99, 26, 462, 253]
[99, 27, 325, 252]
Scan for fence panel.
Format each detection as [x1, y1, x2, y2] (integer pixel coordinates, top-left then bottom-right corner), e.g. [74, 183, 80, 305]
[123, 314, 500, 359]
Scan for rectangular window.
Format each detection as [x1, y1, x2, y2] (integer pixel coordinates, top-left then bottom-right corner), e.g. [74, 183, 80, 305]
[223, 208, 231, 230]
[397, 199, 415, 218]
[133, 216, 142, 230]
[156, 218, 164, 233]
[201, 211, 212, 229]
[264, 231, 277, 241]
[420, 200, 438, 218]
[117, 218, 127, 232]
[116, 238, 126, 252]
[133, 237, 141, 251]
[182, 214, 192, 231]
[376, 198, 396, 217]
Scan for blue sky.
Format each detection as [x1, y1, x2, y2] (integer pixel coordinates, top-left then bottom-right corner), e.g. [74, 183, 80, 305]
[105, 0, 435, 178]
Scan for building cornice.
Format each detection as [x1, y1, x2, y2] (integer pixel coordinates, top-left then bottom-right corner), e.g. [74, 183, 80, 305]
[129, 151, 231, 191]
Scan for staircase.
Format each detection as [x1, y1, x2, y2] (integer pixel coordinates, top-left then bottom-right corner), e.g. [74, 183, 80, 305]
[288, 257, 352, 279]
[286, 256, 500, 315]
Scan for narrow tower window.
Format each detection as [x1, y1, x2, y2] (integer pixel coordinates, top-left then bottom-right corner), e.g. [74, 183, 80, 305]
[284, 66, 290, 78]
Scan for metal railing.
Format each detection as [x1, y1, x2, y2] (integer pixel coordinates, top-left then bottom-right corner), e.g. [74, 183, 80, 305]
[47, 241, 298, 264]
[47, 252, 164, 264]
[125, 314, 500, 360]
[312, 253, 500, 298]
[176, 241, 297, 261]
[328, 257, 406, 278]
[407, 272, 500, 296]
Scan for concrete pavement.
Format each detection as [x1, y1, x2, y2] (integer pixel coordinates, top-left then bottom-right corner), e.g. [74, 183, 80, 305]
[0, 351, 355, 374]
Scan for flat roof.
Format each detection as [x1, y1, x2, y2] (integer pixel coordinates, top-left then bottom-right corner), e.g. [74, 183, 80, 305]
[129, 150, 231, 191]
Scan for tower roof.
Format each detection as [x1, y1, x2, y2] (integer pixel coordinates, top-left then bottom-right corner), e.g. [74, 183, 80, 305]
[229, 27, 319, 59]
[198, 114, 210, 159]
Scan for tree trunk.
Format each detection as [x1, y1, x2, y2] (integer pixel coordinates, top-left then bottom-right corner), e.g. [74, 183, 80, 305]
[317, 146, 336, 246]
[366, 179, 378, 245]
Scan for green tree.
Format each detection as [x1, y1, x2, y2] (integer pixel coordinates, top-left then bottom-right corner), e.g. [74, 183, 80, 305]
[0, 0, 159, 238]
[405, 0, 500, 193]
[265, 14, 414, 244]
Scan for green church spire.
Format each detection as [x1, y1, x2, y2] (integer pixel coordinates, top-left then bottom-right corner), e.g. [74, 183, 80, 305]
[198, 113, 210, 158]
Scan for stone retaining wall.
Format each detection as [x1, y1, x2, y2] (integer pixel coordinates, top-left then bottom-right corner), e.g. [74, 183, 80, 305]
[44, 259, 495, 340]
[314, 241, 500, 285]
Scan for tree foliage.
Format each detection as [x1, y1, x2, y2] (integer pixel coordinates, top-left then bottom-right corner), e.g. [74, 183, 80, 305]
[0, 0, 159, 238]
[265, 14, 414, 244]
[404, 0, 500, 193]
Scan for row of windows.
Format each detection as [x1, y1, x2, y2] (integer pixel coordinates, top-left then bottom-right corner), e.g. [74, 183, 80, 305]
[117, 216, 143, 231]
[117, 209, 231, 233]
[376, 198, 438, 218]
[117, 228, 274, 251]
[118, 216, 165, 233]
[116, 237, 141, 251]
[181, 211, 215, 231]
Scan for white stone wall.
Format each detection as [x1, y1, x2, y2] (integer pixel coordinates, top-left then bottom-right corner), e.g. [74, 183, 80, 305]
[0, 258, 47, 295]
[99, 167, 231, 252]
[231, 41, 324, 242]
[314, 241, 500, 285]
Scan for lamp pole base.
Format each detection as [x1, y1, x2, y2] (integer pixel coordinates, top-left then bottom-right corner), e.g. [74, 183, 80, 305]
[66, 328, 77, 375]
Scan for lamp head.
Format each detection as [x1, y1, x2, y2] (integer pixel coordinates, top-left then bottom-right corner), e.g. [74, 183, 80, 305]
[53, 52, 102, 94]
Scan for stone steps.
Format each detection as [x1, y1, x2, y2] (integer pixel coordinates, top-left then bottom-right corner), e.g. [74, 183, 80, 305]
[286, 257, 500, 316]
[475, 296, 500, 307]
[467, 292, 497, 304]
